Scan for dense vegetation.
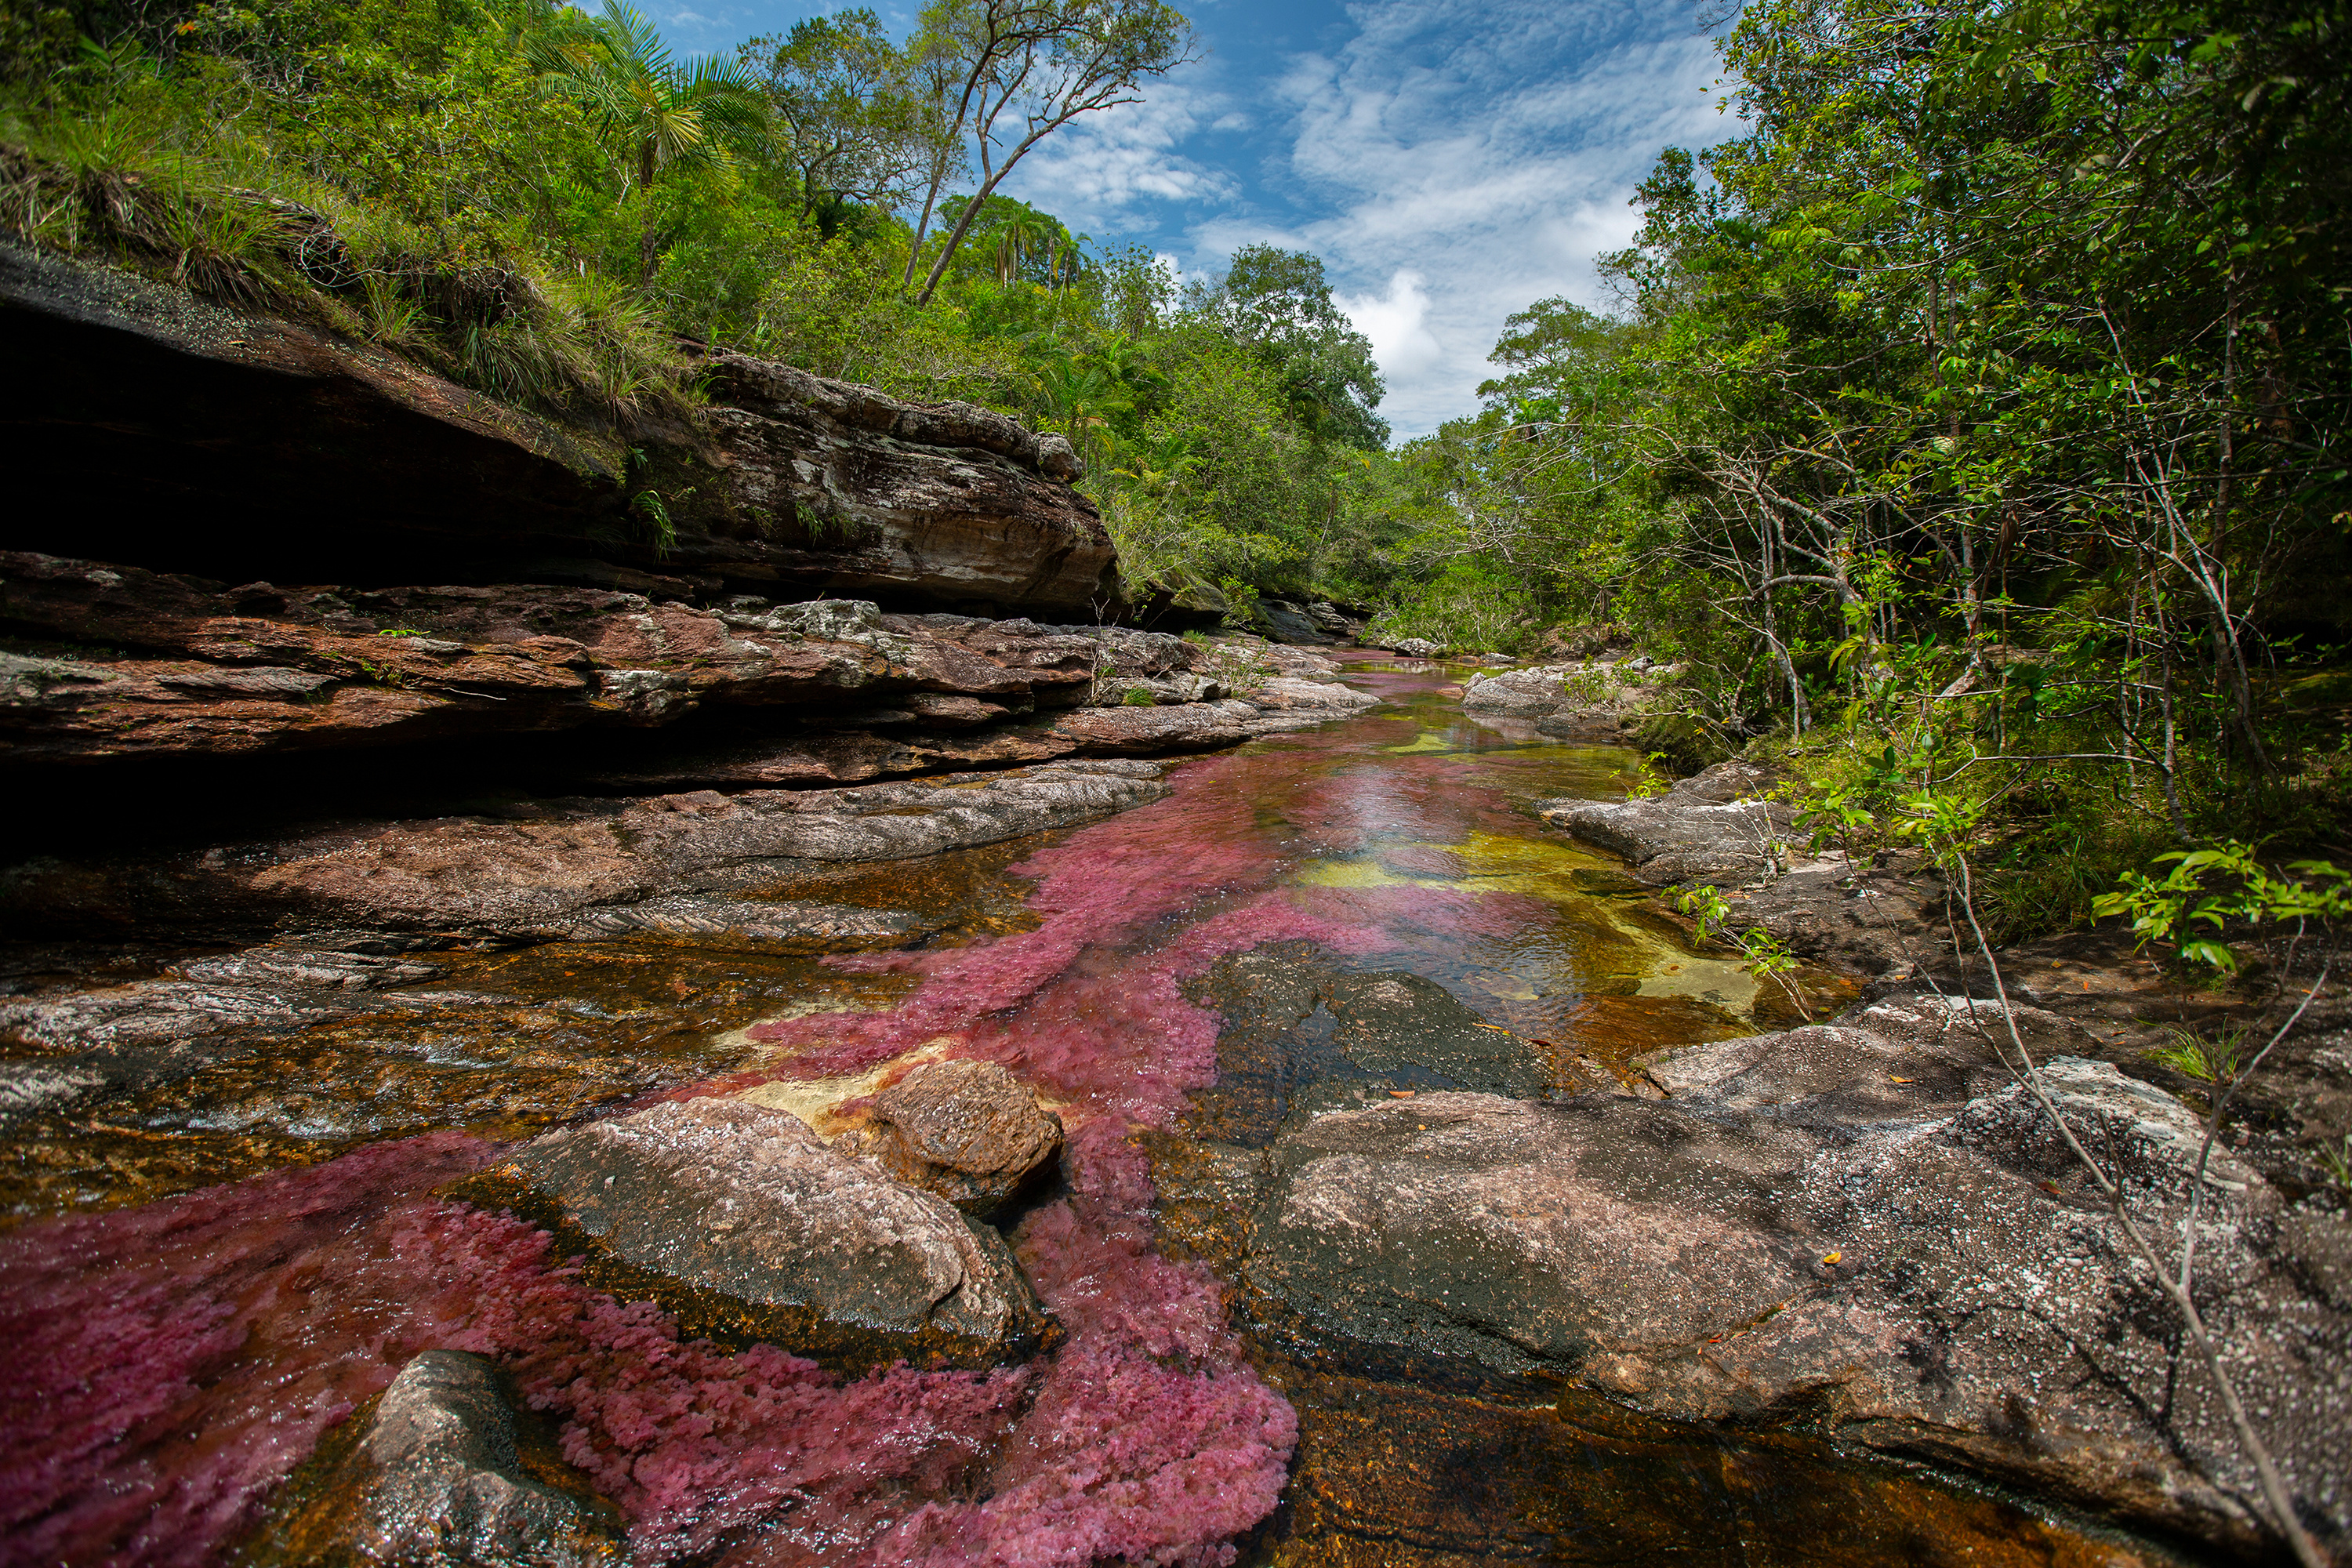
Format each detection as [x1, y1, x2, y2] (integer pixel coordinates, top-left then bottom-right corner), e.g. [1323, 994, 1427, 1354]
[1386, 0, 2352, 938]
[4, 0, 2348, 938]
[0, 0, 1398, 615]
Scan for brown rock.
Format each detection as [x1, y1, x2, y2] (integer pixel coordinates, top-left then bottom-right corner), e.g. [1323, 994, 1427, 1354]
[1, 241, 1116, 614]
[860, 1059, 1064, 1215]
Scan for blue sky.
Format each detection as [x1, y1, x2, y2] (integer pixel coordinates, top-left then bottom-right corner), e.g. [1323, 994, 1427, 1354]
[654, 0, 1738, 438]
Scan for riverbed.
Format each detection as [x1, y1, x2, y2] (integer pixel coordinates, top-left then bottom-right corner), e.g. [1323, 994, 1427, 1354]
[0, 655, 2173, 1566]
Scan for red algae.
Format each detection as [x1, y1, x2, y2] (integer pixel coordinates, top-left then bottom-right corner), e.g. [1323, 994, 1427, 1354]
[0, 1135, 495, 1568]
[0, 1141, 1284, 1568]
[2, 664, 1679, 1568]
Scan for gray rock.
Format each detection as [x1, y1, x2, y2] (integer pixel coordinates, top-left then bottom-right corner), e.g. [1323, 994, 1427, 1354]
[1385, 638, 1440, 658]
[1537, 760, 1794, 886]
[1238, 1044, 2350, 1559]
[464, 1096, 1057, 1370]
[248, 1349, 622, 1568]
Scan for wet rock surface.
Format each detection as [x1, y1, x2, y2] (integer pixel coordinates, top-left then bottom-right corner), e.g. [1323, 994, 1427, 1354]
[848, 1058, 1064, 1216]
[1536, 759, 1795, 886]
[4, 758, 1170, 945]
[1166, 967, 2350, 1559]
[247, 1349, 624, 1568]
[458, 1095, 1057, 1370]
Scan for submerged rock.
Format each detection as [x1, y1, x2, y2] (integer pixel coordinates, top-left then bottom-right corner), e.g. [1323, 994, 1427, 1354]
[1236, 1020, 2350, 1559]
[247, 1349, 622, 1568]
[459, 1096, 1057, 1370]
[851, 1058, 1064, 1216]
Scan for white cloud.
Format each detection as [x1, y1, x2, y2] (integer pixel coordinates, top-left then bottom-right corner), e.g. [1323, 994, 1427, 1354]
[1336, 270, 1441, 386]
[1196, 0, 1737, 437]
[1000, 78, 1239, 239]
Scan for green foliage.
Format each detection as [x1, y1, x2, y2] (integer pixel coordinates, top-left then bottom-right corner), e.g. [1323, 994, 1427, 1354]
[1, 0, 1423, 615]
[1677, 884, 1808, 1014]
[2147, 1025, 2252, 1084]
[2092, 844, 2352, 973]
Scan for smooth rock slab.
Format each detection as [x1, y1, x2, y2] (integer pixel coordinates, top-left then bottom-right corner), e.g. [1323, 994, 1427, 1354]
[461, 1097, 1056, 1370]
[1239, 1050, 2350, 1557]
[854, 1058, 1065, 1216]
[1537, 760, 1795, 886]
[248, 1349, 622, 1568]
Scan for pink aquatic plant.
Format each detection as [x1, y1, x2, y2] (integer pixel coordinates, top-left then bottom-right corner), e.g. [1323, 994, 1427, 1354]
[3, 663, 1632, 1568]
[0, 1143, 1290, 1568]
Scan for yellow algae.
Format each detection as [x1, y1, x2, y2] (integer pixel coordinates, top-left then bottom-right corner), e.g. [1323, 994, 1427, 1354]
[731, 1036, 961, 1136]
[1381, 729, 1466, 755]
[1292, 858, 1449, 891]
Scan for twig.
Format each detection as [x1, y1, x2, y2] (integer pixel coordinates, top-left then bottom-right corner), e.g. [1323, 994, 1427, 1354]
[1947, 851, 2328, 1568]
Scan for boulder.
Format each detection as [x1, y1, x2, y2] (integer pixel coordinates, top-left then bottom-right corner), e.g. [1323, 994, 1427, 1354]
[1239, 1036, 2350, 1559]
[1384, 638, 1441, 659]
[246, 1349, 623, 1568]
[459, 1097, 1058, 1370]
[1461, 659, 1679, 742]
[0, 242, 1118, 615]
[852, 1058, 1065, 1215]
[1255, 600, 1335, 645]
[1536, 760, 1794, 886]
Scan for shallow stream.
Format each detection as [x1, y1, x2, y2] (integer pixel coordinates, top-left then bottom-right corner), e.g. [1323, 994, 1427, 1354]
[0, 657, 2165, 1566]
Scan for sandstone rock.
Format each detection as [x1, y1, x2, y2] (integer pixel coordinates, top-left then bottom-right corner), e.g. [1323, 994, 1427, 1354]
[1247, 677, 1381, 714]
[2, 760, 1170, 943]
[1254, 600, 1336, 645]
[1536, 760, 1794, 886]
[247, 1350, 622, 1568]
[462, 1097, 1056, 1370]
[856, 1058, 1064, 1215]
[1384, 638, 1441, 658]
[2, 243, 1118, 614]
[0, 554, 1243, 764]
[1239, 1052, 2350, 1559]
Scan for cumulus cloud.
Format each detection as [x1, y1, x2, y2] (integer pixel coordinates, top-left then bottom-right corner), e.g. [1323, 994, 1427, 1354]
[1000, 78, 1240, 238]
[1336, 270, 1442, 385]
[1262, 0, 1736, 436]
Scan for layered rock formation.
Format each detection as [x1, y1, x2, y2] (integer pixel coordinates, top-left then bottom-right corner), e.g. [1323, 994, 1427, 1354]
[0, 242, 1116, 612]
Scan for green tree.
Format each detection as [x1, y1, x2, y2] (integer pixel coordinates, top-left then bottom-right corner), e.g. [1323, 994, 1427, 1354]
[529, 0, 768, 285]
[1194, 244, 1389, 450]
[903, 0, 1192, 304]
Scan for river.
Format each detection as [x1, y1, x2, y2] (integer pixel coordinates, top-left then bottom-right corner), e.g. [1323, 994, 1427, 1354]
[0, 655, 2165, 1566]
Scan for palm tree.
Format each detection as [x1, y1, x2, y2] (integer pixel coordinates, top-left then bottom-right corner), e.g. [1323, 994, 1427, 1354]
[530, 2, 768, 286]
[993, 206, 1058, 285]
